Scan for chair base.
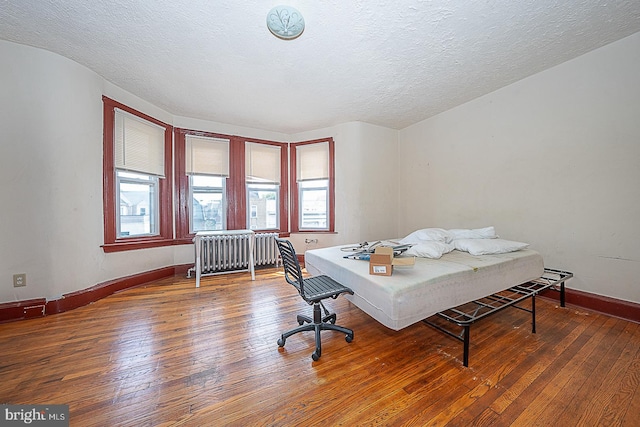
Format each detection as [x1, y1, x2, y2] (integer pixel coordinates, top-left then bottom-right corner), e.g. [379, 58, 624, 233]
[278, 302, 354, 361]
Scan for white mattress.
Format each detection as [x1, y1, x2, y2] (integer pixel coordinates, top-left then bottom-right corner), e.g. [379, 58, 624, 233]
[305, 245, 544, 331]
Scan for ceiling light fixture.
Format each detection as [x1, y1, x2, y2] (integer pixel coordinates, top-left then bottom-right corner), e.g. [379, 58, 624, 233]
[267, 5, 305, 40]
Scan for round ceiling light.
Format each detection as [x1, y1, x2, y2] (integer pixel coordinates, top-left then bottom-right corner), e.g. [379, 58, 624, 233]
[266, 5, 305, 40]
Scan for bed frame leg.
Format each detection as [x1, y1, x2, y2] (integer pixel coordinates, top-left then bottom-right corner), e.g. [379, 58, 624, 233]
[463, 326, 470, 367]
[531, 295, 536, 334]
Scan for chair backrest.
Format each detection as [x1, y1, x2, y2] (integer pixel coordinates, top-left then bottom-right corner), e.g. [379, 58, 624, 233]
[275, 238, 305, 297]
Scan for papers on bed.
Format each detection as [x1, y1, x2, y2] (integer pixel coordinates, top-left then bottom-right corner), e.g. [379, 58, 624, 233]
[341, 241, 416, 275]
[342, 241, 412, 260]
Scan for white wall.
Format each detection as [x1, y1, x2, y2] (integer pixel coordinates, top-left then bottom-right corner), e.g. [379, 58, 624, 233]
[0, 41, 191, 303]
[1, 40, 104, 302]
[398, 32, 640, 303]
[289, 122, 399, 253]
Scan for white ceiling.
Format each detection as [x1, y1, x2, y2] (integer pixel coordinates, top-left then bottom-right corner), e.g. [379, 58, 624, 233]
[2, 1, 640, 134]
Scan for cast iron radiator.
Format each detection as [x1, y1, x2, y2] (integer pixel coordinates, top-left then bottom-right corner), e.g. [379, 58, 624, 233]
[191, 230, 279, 287]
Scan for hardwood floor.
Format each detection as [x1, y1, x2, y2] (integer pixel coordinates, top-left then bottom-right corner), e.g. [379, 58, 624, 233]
[1, 268, 638, 426]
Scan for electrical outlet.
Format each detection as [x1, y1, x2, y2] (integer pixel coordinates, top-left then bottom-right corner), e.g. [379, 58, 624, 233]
[13, 273, 26, 287]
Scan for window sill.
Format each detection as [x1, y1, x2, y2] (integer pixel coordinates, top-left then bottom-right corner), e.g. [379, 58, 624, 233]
[102, 238, 178, 253]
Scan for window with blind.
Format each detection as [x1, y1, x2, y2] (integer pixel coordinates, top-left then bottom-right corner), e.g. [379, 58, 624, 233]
[245, 142, 281, 230]
[185, 135, 230, 232]
[102, 97, 173, 252]
[291, 138, 335, 232]
[114, 109, 166, 237]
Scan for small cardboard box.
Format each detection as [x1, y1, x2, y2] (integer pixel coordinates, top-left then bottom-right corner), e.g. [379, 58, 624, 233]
[369, 246, 415, 276]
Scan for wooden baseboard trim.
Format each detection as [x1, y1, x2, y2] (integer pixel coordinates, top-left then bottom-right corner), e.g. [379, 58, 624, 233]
[0, 265, 192, 323]
[540, 287, 640, 324]
[3, 264, 638, 325]
[45, 266, 178, 315]
[0, 298, 47, 323]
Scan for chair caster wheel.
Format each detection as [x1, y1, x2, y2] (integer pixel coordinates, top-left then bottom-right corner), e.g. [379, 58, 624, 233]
[277, 338, 285, 347]
[312, 351, 320, 361]
[345, 334, 353, 343]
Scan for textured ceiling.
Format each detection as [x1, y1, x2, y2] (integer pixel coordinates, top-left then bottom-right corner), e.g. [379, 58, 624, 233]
[2, 1, 640, 134]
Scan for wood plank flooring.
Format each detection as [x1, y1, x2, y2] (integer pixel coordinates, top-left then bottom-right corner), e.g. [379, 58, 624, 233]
[1, 268, 638, 426]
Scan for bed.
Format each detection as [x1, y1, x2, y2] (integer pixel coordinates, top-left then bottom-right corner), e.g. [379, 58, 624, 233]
[305, 236, 572, 366]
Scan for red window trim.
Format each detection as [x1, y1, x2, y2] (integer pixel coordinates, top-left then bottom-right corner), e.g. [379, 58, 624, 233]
[102, 96, 174, 253]
[175, 130, 289, 240]
[174, 129, 238, 240]
[243, 137, 289, 234]
[290, 138, 335, 233]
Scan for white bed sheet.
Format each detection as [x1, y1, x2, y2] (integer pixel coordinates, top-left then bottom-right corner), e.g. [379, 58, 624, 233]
[304, 245, 544, 331]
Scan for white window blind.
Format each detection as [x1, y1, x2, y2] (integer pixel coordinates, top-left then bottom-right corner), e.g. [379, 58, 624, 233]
[185, 135, 230, 177]
[114, 108, 166, 177]
[296, 141, 328, 182]
[245, 142, 281, 184]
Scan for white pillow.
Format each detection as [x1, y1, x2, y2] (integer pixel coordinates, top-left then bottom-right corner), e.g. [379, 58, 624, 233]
[448, 226, 497, 240]
[454, 238, 529, 255]
[404, 241, 454, 259]
[400, 228, 451, 244]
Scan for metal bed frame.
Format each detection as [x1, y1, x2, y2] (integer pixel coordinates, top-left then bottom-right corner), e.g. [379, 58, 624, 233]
[423, 268, 573, 367]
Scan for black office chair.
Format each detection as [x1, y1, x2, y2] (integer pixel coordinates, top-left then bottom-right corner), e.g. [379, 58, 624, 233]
[275, 238, 354, 361]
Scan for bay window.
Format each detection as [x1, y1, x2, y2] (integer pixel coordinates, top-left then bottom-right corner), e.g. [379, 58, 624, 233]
[105, 101, 332, 251]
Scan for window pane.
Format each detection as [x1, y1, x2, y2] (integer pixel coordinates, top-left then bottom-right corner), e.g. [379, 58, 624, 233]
[247, 183, 279, 230]
[190, 175, 225, 232]
[192, 175, 223, 187]
[117, 171, 158, 237]
[299, 180, 328, 230]
[118, 171, 153, 180]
